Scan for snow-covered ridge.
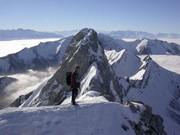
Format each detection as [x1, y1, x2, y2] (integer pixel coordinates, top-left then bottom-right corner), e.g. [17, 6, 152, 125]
[123, 56, 180, 134]
[104, 48, 180, 134]
[105, 49, 142, 78]
[100, 34, 180, 55]
[0, 36, 72, 75]
[136, 39, 180, 55]
[0, 92, 167, 135]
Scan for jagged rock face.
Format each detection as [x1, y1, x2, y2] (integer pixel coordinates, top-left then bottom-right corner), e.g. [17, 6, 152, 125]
[127, 101, 167, 135]
[29, 28, 123, 106]
[10, 91, 33, 107]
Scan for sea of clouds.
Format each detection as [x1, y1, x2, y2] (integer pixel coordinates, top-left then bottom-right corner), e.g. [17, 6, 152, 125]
[0, 38, 59, 108]
[1, 67, 57, 108]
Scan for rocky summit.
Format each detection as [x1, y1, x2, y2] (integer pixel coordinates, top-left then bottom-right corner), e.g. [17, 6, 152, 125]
[20, 28, 123, 107]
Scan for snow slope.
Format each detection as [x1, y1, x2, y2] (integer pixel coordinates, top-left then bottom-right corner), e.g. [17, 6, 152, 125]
[105, 49, 142, 77]
[0, 92, 138, 135]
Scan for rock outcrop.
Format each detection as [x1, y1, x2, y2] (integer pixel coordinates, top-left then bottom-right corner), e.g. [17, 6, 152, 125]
[127, 101, 167, 135]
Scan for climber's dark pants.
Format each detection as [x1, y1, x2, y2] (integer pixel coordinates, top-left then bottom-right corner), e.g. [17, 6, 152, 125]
[72, 88, 78, 104]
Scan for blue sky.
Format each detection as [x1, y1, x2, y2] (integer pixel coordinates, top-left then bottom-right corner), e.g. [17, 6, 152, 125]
[0, 0, 180, 33]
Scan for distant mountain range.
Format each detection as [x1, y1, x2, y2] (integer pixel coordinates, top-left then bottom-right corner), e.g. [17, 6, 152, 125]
[106, 30, 180, 39]
[0, 29, 180, 41]
[55, 29, 180, 39]
[0, 28, 63, 41]
[54, 30, 79, 37]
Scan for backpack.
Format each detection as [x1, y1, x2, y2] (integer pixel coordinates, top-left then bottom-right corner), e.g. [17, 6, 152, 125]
[66, 72, 72, 85]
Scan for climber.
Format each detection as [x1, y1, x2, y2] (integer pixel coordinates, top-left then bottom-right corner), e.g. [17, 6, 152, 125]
[71, 66, 80, 105]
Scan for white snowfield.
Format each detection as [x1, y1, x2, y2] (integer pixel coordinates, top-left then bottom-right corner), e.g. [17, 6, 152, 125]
[0, 91, 138, 135]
